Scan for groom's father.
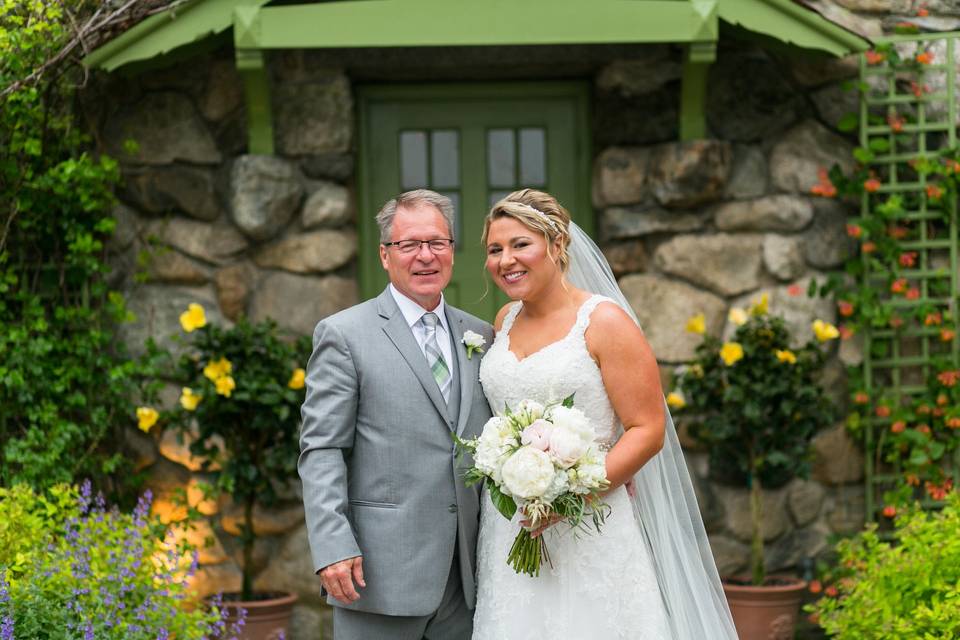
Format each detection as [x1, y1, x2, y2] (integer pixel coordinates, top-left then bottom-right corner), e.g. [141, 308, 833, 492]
[299, 189, 493, 640]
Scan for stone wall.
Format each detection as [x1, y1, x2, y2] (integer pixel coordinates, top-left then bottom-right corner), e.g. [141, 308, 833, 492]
[86, 2, 959, 633]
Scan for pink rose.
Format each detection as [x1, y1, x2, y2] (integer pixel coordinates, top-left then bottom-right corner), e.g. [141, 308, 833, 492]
[520, 419, 553, 451]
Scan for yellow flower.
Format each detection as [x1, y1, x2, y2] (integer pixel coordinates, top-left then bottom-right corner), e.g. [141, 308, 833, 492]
[749, 293, 769, 316]
[179, 303, 207, 333]
[288, 367, 306, 390]
[728, 307, 748, 326]
[666, 391, 686, 409]
[136, 407, 159, 432]
[776, 349, 797, 364]
[685, 313, 706, 334]
[180, 387, 202, 411]
[203, 357, 233, 382]
[215, 375, 236, 397]
[720, 342, 744, 366]
[690, 363, 704, 378]
[812, 319, 840, 342]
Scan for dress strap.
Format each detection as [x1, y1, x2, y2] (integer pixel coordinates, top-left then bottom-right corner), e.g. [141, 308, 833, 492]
[499, 301, 524, 335]
[573, 294, 613, 336]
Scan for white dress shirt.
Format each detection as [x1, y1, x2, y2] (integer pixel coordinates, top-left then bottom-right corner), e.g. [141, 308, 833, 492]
[389, 284, 455, 374]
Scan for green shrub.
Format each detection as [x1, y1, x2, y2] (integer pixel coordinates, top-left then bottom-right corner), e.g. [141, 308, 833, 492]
[0, 482, 242, 639]
[808, 491, 960, 638]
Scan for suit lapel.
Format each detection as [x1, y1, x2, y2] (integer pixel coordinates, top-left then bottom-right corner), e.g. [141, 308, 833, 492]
[378, 288, 448, 422]
[447, 307, 476, 436]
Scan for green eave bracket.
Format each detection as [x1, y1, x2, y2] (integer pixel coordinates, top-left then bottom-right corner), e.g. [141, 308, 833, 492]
[720, 0, 871, 57]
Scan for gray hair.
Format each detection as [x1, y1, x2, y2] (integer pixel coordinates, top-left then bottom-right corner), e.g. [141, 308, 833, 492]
[375, 189, 455, 243]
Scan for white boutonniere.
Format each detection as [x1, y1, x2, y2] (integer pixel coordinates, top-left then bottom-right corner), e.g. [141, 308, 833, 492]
[462, 330, 486, 359]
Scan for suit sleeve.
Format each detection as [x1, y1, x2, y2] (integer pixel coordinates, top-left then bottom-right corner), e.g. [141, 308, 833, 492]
[299, 319, 363, 573]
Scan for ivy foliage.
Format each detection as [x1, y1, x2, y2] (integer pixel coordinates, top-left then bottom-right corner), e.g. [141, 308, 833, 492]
[0, 0, 146, 501]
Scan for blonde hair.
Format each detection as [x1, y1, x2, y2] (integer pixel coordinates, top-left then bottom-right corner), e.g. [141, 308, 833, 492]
[482, 189, 573, 272]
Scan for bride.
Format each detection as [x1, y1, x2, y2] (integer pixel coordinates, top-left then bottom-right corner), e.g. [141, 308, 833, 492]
[472, 189, 738, 639]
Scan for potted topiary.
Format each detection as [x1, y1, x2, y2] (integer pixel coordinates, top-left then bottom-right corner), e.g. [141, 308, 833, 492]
[162, 303, 311, 640]
[671, 296, 837, 640]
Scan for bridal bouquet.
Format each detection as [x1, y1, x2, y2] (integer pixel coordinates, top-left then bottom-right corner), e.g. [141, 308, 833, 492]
[454, 396, 610, 576]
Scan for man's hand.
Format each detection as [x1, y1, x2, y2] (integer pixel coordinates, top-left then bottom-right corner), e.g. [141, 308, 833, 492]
[319, 556, 365, 604]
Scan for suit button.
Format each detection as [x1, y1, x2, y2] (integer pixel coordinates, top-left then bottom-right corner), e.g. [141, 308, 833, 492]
[448, 504, 458, 513]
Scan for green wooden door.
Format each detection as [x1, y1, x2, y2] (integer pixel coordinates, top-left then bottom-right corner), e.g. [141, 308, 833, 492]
[358, 83, 592, 322]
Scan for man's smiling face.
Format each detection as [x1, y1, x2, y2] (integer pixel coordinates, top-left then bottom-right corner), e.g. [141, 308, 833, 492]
[379, 203, 454, 310]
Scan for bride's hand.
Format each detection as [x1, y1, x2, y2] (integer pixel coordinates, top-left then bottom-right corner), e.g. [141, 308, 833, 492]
[521, 513, 563, 538]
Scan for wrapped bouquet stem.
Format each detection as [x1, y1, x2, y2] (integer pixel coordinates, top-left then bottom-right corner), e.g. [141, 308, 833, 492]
[454, 395, 610, 576]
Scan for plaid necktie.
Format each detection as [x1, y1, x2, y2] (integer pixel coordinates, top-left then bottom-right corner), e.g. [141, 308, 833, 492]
[421, 312, 451, 401]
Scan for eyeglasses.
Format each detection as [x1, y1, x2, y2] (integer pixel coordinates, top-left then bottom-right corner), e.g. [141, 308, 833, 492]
[382, 239, 455, 254]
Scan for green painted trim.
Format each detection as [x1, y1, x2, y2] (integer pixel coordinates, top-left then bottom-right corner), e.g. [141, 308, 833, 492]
[83, 0, 269, 71]
[720, 0, 870, 56]
[244, 0, 718, 49]
[235, 48, 273, 154]
[680, 42, 715, 140]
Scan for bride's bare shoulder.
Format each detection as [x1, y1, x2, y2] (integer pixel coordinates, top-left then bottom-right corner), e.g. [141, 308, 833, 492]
[586, 300, 651, 353]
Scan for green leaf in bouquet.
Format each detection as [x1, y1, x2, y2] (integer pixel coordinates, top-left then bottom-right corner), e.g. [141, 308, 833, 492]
[562, 393, 575, 408]
[488, 481, 517, 520]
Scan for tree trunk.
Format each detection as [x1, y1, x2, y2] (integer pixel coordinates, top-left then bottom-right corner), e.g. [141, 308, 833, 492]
[750, 470, 766, 585]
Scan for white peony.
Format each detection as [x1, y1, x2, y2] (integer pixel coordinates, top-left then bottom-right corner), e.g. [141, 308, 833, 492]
[475, 417, 514, 479]
[541, 468, 571, 503]
[500, 446, 556, 499]
[572, 461, 608, 493]
[520, 418, 553, 451]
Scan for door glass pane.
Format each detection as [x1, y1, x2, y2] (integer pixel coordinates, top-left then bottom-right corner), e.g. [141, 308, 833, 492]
[439, 191, 462, 249]
[400, 130, 428, 189]
[431, 130, 459, 189]
[487, 129, 515, 188]
[488, 190, 513, 208]
[519, 128, 546, 187]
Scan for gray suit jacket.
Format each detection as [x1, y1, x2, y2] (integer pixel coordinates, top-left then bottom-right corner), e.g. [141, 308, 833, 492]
[299, 286, 494, 616]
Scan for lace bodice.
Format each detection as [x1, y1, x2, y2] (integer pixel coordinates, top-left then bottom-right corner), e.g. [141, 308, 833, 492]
[479, 295, 619, 446]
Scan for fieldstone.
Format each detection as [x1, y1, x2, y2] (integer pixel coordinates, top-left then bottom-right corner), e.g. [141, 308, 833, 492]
[824, 484, 866, 534]
[158, 425, 224, 472]
[230, 155, 305, 241]
[593, 147, 652, 207]
[726, 275, 836, 346]
[649, 140, 731, 209]
[176, 519, 229, 565]
[839, 331, 864, 367]
[803, 199, 858, 269]
[827, 0, 909, 15]
[919, 0, 960, 15]
[249, 272, 357, 337]
[765, 525, 829, 574]
[787, 479, 826, 527]
[714, 196, 814, 233]
[191, 561, 242, 598]
[601, 205, 706, 240]
[103, 92, 221, 165]
[594, 86, 679, 147]
[812, 82, 860, 132]
[803, 0, 884, 38]
[812, 423, 864, 486]
[724, 145, 768, 200]
[763, 234, 806, 281]
[108, 203, 143, 253]
[254, 230, 357, 274]
[654, 233, 763, 297]
[274, 76, 353, 156]
[708, 51, 807, 142]
[692, 472, 725, 534]
[145, 218, 249, 265]
[121, 284, 222, 357]
[618, 274, 726, 362]
[139, 57, 207, 94]
[300, 153, 355, 182]
[221, 503, 305, 537]
[596, 53, 682, 97]
[144, 249, 210, 285]
[714, 484, 791, 543]
[122, 166, 221, 221]
[200, 59, 243, 122]
[770, 120, 856, 194]
[708, 535, 750, 578]
[125, 426, 157, 472]
[789, 55, 859, 88]
[302, 181, 352, 229]
[885, 14, 960, 31]
[602, 241, 648, 277]
[219, 533, 277, 579]
[819, 358, 849, 410]
[289, 605, 325, 640]
[215, 263, 257, 321]
[253, 525, 318, 599]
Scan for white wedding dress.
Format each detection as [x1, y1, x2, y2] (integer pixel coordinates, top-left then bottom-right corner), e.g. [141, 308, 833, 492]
[473, 294, 672, 640]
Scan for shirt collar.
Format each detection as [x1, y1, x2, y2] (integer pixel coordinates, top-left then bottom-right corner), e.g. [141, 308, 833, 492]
[389, 283, 450, 334]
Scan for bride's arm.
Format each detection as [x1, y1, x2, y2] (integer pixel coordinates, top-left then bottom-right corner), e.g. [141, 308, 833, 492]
[586, 302, 666, 491]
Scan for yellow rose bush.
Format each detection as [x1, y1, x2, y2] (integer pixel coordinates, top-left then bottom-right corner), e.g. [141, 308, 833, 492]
[674, 301, 836, 585]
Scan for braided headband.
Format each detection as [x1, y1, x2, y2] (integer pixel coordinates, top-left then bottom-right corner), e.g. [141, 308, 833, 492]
[507, 202, 559, 232]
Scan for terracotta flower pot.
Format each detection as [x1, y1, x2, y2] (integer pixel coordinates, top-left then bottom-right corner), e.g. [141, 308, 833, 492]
[722, 576, 807, 640]
[219, 591, 298, 640]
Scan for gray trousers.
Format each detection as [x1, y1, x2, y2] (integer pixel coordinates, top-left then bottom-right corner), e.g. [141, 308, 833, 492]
[333, 552, 472, 640]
